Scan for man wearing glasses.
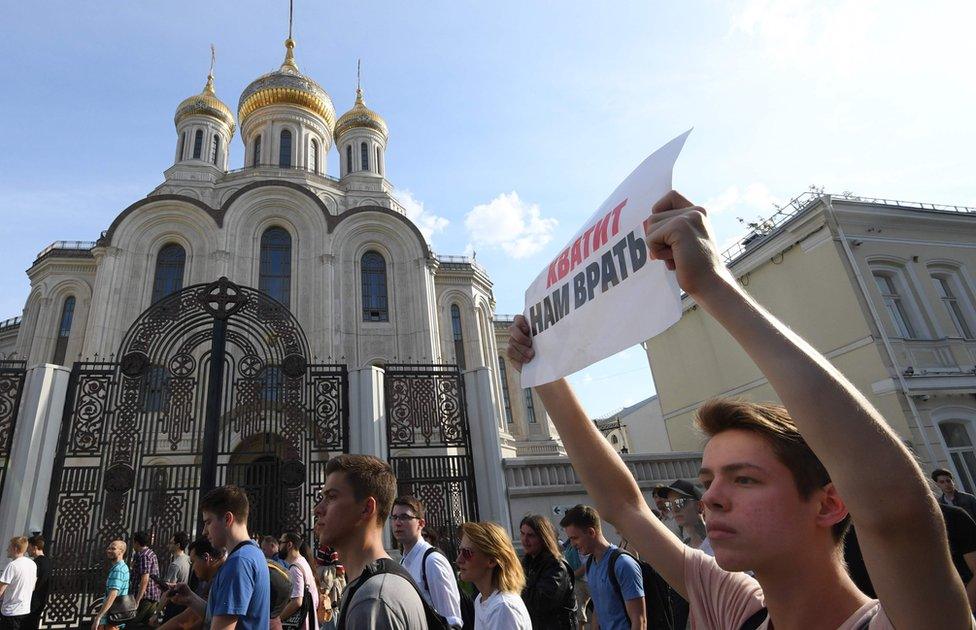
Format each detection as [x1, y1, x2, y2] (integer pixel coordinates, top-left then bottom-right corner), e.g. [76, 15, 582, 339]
[391, 496, 463, 629]
[656, 480, 712, 557]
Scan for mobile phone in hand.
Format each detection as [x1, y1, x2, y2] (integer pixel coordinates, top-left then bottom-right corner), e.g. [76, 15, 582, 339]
[150, 574, 172, 592]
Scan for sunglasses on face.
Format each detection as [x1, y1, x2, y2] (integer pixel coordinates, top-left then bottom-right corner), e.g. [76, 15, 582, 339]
[457, 547, 474, 561]
[389, 514, 419, 522]
[663, 498, 693, 511]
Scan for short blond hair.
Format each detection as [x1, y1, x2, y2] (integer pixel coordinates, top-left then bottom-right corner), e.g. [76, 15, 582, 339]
[9, 536, 28, 555]
[459, 522, 525, 594]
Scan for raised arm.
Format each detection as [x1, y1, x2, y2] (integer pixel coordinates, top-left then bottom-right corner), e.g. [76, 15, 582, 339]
[508, 329, 690, 596]
[642, 190, 969, 628]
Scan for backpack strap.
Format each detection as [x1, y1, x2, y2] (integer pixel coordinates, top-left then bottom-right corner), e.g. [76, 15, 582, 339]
[421, 546, 438, 594]
[337, 558, 449, 630]
[739, 607, 768, 630]
[605, 548, 626, 610]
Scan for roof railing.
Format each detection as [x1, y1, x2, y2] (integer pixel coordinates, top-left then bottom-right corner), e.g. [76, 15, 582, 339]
[35, 240, 97, 261]
[224, 163, 341, 183]
[435, 255, 488, 274]
[718, 192, 976, 267]
[0, 316, 21, 331]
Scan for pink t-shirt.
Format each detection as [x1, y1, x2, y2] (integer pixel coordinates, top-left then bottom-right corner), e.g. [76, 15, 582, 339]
[288, 556, 319, 630]
[683, 547, 902, 630]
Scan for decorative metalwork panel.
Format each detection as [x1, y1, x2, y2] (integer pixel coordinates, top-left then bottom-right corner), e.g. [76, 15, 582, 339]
[389, 455, 478, 560]
[385, 364, 478, 561]
[385, 364, 469, 448]
[42, 279, 348, 629]
[0, 360, 27, 502]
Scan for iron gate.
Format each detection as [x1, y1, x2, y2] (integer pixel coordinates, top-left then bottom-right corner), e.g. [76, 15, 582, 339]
[0, 360, 27, 501]
[385, 364, 478, 558]
[42, 278, 348, 627]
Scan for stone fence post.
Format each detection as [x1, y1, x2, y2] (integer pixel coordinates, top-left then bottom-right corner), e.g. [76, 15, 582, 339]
[464, 367, 511, 527]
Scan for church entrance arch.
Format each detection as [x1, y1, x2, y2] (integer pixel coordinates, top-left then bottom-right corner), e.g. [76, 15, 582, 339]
[41, 278, 348, 628]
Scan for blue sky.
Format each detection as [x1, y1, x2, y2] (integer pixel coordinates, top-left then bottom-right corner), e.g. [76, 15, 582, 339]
[2, 1, 974, 417]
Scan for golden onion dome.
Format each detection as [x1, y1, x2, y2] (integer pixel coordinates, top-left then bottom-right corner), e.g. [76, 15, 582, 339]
[175, 74, 236, 134]
[238, 38, 336, 130]
[334, 87, 388, 139]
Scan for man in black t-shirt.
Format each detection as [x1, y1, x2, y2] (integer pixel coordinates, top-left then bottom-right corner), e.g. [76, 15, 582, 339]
[845, 503, 976, 609]
[25, 535, 51, 630]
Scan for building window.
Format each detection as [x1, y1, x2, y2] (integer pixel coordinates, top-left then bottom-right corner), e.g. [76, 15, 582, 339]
[361, 251, 388, 322]
[252, 135, 262, 167]
[523, 389, 537, 423]
[940, 420, 976, 493]
[932, 273, 974, 339]
[310, 139, 319, 174]
[376, 146, 383, 175]
[611, 434, 619, 445]
[210, 135, 220, 165]
[192, 129, 203, 159]
[872, 272, 917, 339]
[346, 145, 353, 176]
[361, 142, 369, 171]
[451, 304, 466, 370]
[52, 296, 75, 365]
[259, 227, 292, 305]
[151, 243, 186, 304]
[497, 357, 513, 424]
[279, 129, 292, 168]
[178, 132, 186, 161]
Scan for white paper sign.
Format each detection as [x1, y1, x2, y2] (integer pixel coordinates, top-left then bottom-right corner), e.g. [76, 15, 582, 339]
[519, 130, 691, 387]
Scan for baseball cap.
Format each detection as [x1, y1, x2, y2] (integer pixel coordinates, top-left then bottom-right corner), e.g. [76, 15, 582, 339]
[655, 479, 702, 501]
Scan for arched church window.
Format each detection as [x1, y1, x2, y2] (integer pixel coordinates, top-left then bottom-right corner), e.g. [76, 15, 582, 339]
[376, 146, 383, 175]
[210, 134, 220, 165]
[498, 357, 513, 424]
[361, 142, 369, 171]
[279, 129, 292, 168]
[523, 388, 538, 423]
[151, 243, 186, 304]
[52, 296, 75, 365]
[259, 227, 292, 306]
[178, 132, 186, 161]
[252, 135, 262, 167]
[310, 139, 320, 174]
[361, 252, 389, 322]
[192, 129, 203, 159]
[451, 304, 466, 370]
[346, 145, 353, 176]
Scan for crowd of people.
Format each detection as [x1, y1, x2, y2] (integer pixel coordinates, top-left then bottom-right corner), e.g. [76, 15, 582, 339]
[3, 189, 976, 629]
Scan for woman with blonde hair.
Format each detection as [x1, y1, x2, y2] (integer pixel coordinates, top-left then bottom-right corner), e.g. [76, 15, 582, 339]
[457, 522, 532, 629]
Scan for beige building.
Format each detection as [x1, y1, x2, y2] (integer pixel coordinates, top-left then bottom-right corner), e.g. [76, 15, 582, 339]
[646, 192, 976, 489]
[594, 395, 673, 454]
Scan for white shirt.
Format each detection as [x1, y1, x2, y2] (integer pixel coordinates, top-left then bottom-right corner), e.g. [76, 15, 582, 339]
[287, 555, 319, 630]
[0, 556, 37, 616]
[400, 539, 463, 628]
[474, 590, 531, 630]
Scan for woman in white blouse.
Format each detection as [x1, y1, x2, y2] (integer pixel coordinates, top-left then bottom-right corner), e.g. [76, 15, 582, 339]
[457, 522, 532, 629]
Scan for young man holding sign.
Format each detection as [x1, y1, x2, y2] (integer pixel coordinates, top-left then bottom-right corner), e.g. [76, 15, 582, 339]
[507, 190, 973, 629]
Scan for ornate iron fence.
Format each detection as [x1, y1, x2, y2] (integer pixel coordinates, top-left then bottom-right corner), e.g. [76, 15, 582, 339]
[0, 360, 27, 501]
[41, 279, 348, 628]
[385, 364, 478, 559]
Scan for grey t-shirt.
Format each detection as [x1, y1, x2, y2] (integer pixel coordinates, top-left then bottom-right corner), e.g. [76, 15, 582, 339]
[343, 573, 428, 630]
[163, 553, 191, 584]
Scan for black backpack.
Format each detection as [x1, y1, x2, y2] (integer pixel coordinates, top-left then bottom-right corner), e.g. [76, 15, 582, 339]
[420, 547, 475, 629]
[338, 557, 450, 630]
[587, 548, 674, 630]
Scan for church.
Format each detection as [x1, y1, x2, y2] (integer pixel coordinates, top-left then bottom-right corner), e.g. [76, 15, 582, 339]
[0, 32, 576, 625]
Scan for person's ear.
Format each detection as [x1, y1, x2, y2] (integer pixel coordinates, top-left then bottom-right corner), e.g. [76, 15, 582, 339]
[418, 517, 426, 529]
[361, 496, 377, 523]
[815, 483, 849, 530]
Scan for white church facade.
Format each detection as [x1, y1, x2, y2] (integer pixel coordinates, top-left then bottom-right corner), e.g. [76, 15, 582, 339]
[0, 37, 564, 459]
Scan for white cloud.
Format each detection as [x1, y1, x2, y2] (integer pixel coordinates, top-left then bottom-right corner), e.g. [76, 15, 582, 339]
[464, 191, 557, 259]
[704, 183, 781, 217]
[392, 189, 449, 244]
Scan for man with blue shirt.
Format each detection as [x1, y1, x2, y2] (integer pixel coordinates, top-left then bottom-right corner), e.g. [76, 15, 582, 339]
[168, 485, 270, 629]
[560, 505, 645, 630]
[91, 540, 128, 630]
